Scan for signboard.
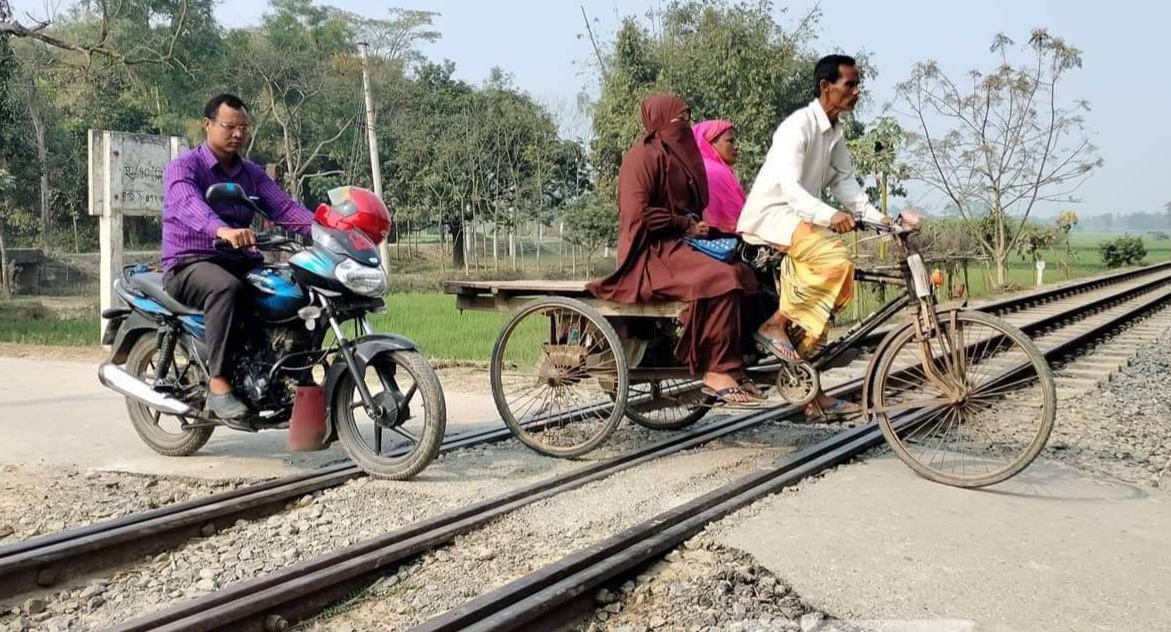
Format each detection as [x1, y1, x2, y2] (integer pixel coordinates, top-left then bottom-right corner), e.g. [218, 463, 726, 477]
[88, 130, 188, 343]
[88, 131, 185, 218]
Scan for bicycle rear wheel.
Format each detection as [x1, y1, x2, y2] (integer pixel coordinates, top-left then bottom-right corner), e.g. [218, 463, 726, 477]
[867, 309, 1056, 488]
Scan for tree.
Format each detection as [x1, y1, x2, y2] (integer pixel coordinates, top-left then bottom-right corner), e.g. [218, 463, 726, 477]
[588, 0, 828, 192]
[1056, 209, 1078, 278]
[229, 0, 358, 194]
[0, 0, 191, 67]
[1100, 235, 1146, 269]
[1015, 222, 1056, 266]
[0, 25, 39, 291]
[894, 29, 1102, 287]
[846, 116, 910, 263]
[340, 7, 439, 67]
[561, 196, 618, 273]
[847, 116, 910, 213]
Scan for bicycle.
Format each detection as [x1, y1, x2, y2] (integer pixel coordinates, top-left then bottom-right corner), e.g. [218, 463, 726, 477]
[745, 211, 1057, 488]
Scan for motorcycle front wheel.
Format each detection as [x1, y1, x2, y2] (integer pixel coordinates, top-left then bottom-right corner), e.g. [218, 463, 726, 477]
[331, 350, 446, 480]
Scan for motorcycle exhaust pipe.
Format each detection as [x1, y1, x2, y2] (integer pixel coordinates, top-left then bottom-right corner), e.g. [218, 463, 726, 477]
[98, 362, 193, 416]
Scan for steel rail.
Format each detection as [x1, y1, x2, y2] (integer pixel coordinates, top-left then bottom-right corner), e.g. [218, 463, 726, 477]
[101, 265, 1171, 632]
[411, 272, 1171, 632]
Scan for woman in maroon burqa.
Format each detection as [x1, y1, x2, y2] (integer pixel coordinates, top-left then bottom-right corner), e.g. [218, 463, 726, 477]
[586, 94, 763, 406]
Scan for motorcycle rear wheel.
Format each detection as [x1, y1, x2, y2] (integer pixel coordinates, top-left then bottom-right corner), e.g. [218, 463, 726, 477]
[125, 334, 214, 457]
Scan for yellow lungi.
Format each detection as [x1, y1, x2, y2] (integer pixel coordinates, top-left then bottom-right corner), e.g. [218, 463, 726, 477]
[777, 222, 854, 356]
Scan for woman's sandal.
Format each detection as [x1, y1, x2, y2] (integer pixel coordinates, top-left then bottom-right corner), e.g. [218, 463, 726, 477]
[805, 399, 862, 423]
[701, 385, 765, 408]
[753, 332, 801, 364]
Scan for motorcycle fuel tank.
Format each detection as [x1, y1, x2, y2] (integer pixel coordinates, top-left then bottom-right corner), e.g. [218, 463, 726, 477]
[245, 266, 308, 321]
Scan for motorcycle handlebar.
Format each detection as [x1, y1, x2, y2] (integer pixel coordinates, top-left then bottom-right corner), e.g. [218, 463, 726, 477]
[212, 231, 297, 251]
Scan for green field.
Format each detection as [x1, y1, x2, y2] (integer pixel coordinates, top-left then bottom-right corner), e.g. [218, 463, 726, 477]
[0, 293, 522, 362]
[5, 232, 1170, 360]
[0, 316, 96, 347]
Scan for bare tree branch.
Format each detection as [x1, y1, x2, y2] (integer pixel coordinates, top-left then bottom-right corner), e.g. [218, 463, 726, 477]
[0, 0, 190, 69]
[893, 28, 1099, 285]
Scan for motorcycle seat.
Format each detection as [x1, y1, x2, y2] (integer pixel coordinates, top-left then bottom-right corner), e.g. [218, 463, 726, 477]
[128, 272, 204, 317]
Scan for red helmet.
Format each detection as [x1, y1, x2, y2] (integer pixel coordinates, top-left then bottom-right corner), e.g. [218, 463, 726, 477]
[314, 186, 392, 245]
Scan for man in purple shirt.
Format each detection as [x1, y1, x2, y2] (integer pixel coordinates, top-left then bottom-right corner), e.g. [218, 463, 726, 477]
[162, 93, 314, 423]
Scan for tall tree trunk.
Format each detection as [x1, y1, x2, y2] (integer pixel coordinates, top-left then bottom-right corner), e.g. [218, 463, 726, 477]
[995, 205, 1008, 287]
[994, 250, 1008, 287]
[450, 215, 466, 271]
[27, 85, 50, 250]
[0, 223, 10, 298]
[510, 206, 518, 271]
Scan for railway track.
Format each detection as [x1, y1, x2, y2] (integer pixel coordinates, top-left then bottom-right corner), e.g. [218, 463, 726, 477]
[92, 262, 1171, 632]
[412, 273, 1171, 632]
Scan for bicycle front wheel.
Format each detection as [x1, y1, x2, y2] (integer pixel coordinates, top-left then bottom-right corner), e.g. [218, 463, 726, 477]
[868, 309, 1056, 488]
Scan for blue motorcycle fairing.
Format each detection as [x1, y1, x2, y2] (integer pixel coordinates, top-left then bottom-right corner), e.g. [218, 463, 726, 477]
[246, 266, 307, 321]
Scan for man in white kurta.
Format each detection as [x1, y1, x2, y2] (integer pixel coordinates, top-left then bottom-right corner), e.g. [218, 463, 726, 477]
[737, 54, 888, 421]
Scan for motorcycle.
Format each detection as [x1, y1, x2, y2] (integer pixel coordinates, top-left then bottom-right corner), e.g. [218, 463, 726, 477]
[97, 183, 447, 480]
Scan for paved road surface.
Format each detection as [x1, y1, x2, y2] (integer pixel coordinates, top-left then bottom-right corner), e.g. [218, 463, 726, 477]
[719, 454, 1171, 632]
[0, 356, 498, 480]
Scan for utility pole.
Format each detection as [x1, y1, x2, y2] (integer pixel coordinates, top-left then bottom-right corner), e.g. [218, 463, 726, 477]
[357, 41, 391, 273]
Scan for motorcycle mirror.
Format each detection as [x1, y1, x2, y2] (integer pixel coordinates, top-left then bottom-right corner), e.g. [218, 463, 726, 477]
[205, 183, 247, 206]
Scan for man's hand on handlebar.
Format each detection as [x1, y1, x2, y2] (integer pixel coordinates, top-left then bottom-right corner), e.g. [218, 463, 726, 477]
[829, 211, 856, 234]
[215, 227, 257, 249]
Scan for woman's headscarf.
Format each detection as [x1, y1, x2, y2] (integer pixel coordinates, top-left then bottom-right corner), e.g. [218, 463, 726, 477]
[692, 119, 746, 233]
[640, 93, 708, 212]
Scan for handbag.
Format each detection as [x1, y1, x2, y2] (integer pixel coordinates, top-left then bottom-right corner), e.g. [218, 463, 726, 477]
[683, 235, 739, 262]
[680, 212, 739, 262]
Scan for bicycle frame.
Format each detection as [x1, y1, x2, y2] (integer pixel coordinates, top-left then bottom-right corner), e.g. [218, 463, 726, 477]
[806, 216, 947, 381]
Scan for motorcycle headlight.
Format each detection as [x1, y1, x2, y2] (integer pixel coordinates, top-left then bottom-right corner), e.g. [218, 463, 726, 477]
[335, 259, 387, 296]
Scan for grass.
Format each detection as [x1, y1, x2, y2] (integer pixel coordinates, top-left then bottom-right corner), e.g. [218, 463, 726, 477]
[7, 232, 1171, 359]
[0, 302, 97, 347]
[839, 232, 1171, 323]
[369, 293, 538, 363]
[0, 317, 96, 347]
[0, 293, 534, 363]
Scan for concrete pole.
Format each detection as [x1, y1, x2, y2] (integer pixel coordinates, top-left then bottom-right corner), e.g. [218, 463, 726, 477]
[357, 41, 392, 273]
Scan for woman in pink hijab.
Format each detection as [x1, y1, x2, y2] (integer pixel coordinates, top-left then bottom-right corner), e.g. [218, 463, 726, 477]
[692, 120, 745, 234]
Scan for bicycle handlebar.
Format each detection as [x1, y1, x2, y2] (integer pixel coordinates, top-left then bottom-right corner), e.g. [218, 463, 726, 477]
[852, 213, 918, 236]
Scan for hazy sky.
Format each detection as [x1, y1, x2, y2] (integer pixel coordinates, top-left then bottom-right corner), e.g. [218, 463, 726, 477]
[12, 0, 1167, 215]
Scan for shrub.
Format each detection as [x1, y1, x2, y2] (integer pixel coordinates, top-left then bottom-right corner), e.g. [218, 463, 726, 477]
[1100, 235, 1147, 268]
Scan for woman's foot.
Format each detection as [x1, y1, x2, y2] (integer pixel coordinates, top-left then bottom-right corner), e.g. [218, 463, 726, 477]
[735, 374, 768, 400]
[702, 371, 763, 406]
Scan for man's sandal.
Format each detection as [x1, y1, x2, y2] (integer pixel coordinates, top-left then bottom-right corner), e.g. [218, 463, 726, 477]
[701, 386, 765, 408]
[805, 399, 862, 423]
[737, 376, 769, 400]
[753, 332, 801, 364]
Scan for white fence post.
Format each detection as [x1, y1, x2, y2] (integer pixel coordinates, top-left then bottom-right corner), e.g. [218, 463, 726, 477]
[89, 130, 188, 345]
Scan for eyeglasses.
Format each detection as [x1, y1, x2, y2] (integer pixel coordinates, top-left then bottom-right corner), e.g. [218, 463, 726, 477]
[211, 120, 251, 134]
